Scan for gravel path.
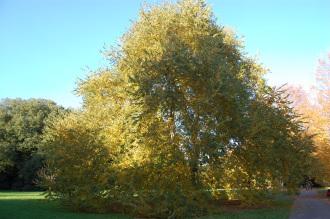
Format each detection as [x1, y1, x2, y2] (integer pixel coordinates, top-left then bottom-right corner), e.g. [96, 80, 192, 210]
[289, 189, 330, 219]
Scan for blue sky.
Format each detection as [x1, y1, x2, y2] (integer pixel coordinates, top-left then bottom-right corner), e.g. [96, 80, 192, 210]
[1, 0, 329, 108]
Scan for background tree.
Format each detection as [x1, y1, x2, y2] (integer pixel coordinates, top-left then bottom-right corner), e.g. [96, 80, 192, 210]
[314, 53, 330, 183]
[286, 53, 330, 184]
[0, 98, 65, 190]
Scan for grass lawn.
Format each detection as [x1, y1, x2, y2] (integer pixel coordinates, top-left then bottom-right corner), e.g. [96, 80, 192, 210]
[201, 207, 291, 219]
[0, 191, 293, 219]
[0, 191, 130, 219]
[202, 193, 293, 219]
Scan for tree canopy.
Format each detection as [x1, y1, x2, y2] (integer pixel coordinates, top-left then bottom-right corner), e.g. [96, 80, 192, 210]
[0, 98, 65, 190]
[42, 0, 315, 218]
[287, 53, 330, 184]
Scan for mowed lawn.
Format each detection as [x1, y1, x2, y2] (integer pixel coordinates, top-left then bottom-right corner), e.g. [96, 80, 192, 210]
[0, 191, 292, 219]
[0, 191, 129, 219]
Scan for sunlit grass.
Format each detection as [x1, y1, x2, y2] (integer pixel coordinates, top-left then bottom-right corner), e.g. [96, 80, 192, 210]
[0, 191, 130, 219]
[0, 191, 45, 200]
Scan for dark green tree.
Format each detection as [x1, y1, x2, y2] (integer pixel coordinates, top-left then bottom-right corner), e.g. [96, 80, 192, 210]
[0, 98, 65, 190]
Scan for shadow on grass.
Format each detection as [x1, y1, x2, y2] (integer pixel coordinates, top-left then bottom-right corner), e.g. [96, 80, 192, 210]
[201, 194, 293, 219]
[0, 191, 293, 219]
[201, 208, 291, 219]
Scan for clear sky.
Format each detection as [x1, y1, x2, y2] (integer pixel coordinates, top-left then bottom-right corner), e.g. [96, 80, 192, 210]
[1, 0, 329, 108]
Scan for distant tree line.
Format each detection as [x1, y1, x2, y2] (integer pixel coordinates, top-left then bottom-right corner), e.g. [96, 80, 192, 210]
[287, 52, 330, 186]
[0, 98, 65, 190]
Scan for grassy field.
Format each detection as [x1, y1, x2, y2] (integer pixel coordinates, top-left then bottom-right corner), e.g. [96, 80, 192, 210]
[0, 191, 129, 219]
[0, 191, 293, 219]
[202, 193, 293, 219]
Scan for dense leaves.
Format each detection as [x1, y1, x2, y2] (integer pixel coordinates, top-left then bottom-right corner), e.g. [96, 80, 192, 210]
[42, 0, 315, 218]
[0, 98, 64, 190]
[41, 113, 112, 212]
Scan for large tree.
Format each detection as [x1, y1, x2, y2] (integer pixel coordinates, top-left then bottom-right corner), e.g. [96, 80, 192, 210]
[43, 0, 314, 217]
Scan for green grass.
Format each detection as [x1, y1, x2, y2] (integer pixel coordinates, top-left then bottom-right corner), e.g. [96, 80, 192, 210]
[0, 191, 130, 219]
[0, 191, 293, 219]
[201, 208, 291, 219]
[201, 193, 293, 219]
